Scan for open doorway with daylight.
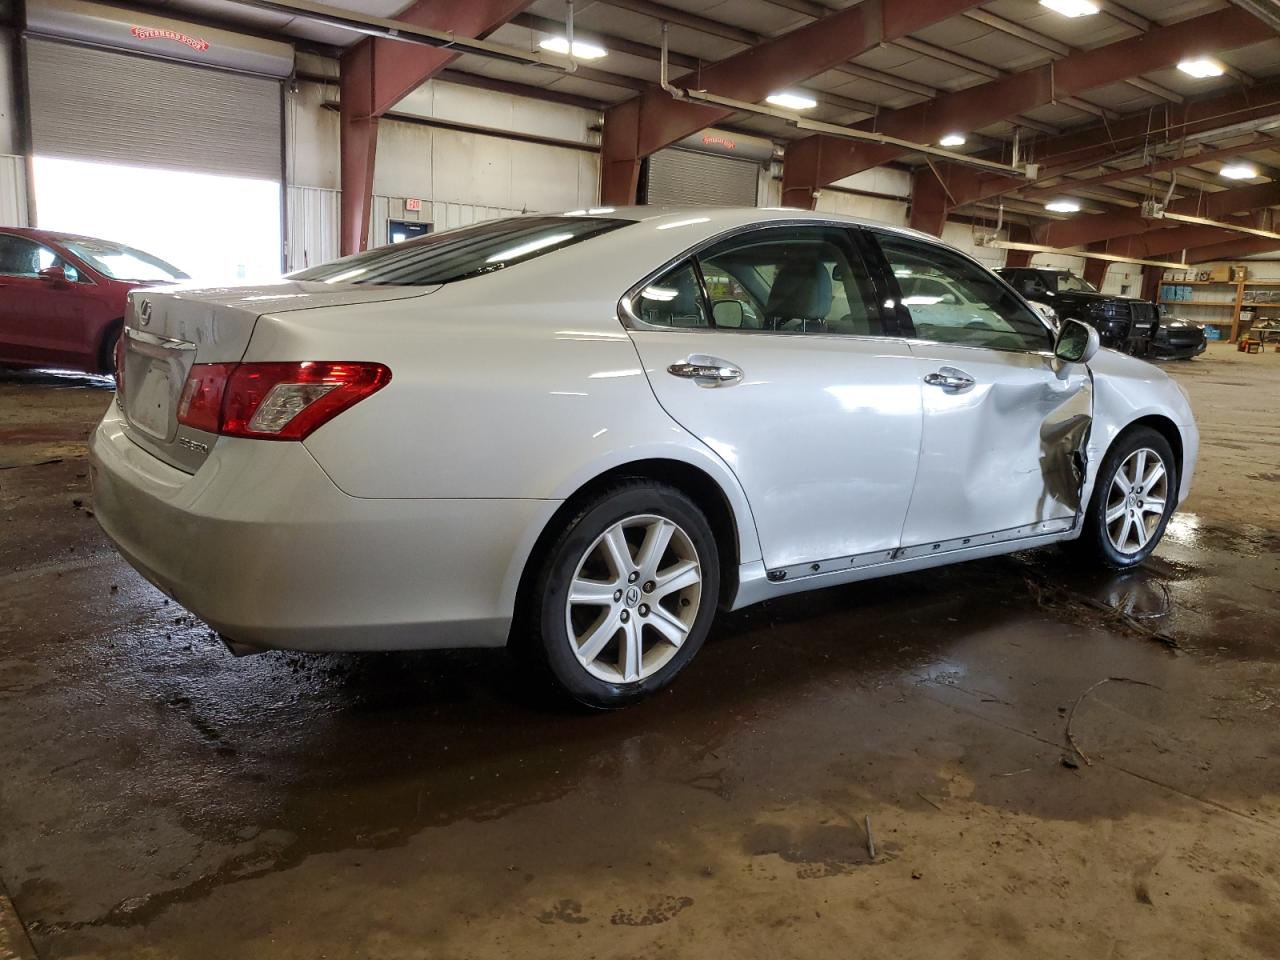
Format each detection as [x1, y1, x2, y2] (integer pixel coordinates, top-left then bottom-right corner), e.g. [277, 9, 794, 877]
[22, 19, 290, 285]
[32, 158, 283, 285]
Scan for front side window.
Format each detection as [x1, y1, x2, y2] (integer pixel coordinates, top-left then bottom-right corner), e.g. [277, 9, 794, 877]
[878, 235, 1053, 353]
[291, 216, 630, 286]
[696, 226, 883, 336]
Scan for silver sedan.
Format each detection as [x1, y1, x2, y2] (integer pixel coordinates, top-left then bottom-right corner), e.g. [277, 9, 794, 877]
[90, 208, 1198, 707]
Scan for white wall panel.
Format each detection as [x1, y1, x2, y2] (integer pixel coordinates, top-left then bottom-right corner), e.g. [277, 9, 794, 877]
[943, 222, 1006, 271]
[0, 32, 19, 156]
[288, 75, 600, 247]
[286, 184, 338, 271]
[829, 167, 912, 199]
[287, 80, 339, 191]
[814, 189, 908, 227]
[0, 155, 28, 226]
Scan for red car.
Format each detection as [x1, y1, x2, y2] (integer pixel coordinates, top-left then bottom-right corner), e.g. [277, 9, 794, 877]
[0, 228, 187, 376]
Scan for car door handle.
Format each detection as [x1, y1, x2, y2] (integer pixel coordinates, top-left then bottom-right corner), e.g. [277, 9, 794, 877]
[923, 366, 975, 391]
[667, 355, 743, 387]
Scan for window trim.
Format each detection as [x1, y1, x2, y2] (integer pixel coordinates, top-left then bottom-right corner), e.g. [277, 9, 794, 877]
[619, 219, 896, 342]
[868, 228, 1057, 357]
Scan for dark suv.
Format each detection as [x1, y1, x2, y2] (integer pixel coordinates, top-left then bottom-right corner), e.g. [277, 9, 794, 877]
[997, 267, 1158, 354]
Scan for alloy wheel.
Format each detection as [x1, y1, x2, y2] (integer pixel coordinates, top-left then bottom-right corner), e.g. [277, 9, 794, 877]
[1105, 447, 1169, 556]
[564, 514, 702, 684]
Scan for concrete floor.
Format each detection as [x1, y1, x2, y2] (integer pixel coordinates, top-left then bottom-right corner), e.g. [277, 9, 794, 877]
[1, 343, 1278, 959]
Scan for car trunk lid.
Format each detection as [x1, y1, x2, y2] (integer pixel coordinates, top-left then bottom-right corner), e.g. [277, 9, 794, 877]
[117, 281, 435, 473]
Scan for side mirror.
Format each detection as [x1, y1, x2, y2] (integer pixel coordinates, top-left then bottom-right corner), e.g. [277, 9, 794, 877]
[38, 265, 68, 284]
[1054, 318, 1100, 365]
[711, 299, 744, 329]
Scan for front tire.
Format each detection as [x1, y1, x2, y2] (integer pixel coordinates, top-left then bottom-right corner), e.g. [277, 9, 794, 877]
[1079, 427, 1177, 569]
[526, 481, 720, 708]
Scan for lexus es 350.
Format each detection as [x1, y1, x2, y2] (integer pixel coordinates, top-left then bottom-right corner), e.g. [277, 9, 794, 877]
[89, 208, 1198, 707]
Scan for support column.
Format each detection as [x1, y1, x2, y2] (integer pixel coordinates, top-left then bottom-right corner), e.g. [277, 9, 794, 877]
[599, 99, 642, 206]
[339, 42, 377, 257]
[1082, 249, 1108, 290]
[908, 169, 948, 237]
[779, 135, 822, 210]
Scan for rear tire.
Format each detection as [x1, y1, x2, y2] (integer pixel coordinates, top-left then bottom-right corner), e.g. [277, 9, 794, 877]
[102, 328, 121, 378]
[525, 481, 719, 709]
[1078, 426, 1177, 569]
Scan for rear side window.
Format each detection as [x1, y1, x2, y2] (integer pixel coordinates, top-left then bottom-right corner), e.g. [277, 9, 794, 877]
[635, 262, 709, 328]
[290, 216, 630, 286]
[696, 226, 883, 336]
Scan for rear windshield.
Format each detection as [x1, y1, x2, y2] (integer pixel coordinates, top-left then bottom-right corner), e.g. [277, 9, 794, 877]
[290, 216, 630, 286]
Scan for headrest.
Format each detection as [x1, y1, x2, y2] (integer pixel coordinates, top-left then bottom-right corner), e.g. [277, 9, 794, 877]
[765, 259, 833, 321]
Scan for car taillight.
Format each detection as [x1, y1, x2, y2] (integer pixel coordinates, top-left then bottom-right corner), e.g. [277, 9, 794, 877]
[176, 361, 391, 441]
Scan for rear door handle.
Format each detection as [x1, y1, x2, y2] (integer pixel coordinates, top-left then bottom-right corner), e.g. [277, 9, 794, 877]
[923, 366, 975, 391]
[667, 354, 743, 387]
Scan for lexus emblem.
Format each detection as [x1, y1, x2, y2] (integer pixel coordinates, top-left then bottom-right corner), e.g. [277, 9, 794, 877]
[138, 299, 152, 326]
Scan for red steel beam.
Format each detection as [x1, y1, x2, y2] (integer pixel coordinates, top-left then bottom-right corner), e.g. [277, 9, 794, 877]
[1187, 236, 1280, 262]
[599, 0, 988, 206]
[1104, 216, 1260, 259]
[1033, 181, 1280, 248]
[1019, 139, 1279, 203]
[339, 0, 533, 256]
[919, 80, 1280, 218]
[782, 6, 1265, 208]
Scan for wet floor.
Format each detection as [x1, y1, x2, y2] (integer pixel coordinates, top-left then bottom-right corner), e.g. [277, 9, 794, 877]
[1, 347, 1279, 959]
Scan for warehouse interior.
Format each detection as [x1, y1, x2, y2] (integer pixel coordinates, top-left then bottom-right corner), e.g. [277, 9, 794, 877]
[2, 0, 1280, 957]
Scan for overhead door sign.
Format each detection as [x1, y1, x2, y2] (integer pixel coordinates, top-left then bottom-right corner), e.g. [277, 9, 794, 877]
[130, 25, 210, 52]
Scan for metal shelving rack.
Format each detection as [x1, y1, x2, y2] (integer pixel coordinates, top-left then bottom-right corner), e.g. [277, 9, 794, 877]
[1158, 277, 1280, 343]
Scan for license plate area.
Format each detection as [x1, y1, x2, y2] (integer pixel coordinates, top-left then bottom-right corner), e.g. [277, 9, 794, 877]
[122, 328, 196, 442]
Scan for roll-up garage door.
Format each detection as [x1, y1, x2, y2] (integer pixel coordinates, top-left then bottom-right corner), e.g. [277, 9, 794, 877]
[644, 148, 759, 207]
[26, 37, 282, 181]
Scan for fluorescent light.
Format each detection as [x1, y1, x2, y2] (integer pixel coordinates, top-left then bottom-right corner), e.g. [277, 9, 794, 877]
[1220, 163, 1258, 180]
[939, 133, 967, 148]
[765, 91, 817, 110]
[1039, 0, 1100, 16]
[1177, 57, 1225, 79]
[485, 233, 572, 263]
[539, 36, 608, 60]
[1045, 199, 1081, 213]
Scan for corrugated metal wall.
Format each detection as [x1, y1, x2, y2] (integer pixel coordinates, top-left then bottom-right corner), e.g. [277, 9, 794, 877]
[286, 185, 338, 272]
[0, 155, 28, 226]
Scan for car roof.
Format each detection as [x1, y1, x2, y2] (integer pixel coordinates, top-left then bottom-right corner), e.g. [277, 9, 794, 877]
[0, 226, 114, 246]
[559, 205, 942, 243]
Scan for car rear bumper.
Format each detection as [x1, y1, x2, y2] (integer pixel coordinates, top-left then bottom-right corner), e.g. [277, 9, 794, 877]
[89, 405, 559, 652]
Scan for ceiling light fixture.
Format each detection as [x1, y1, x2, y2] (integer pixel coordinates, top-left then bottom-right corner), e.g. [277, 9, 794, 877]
[539, 36, 608, 60]
[939, 133, 967, 147]
[1039, 0, 1100, 17]
[765, 91, 818, 110]
[1045, 199, 1081, 213]
[1220, 163, 1258, 180]
[1177, 57, 1225, 79]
